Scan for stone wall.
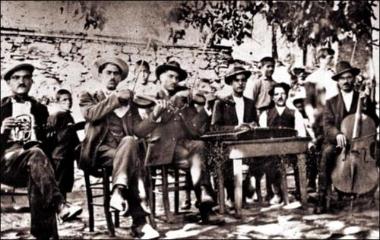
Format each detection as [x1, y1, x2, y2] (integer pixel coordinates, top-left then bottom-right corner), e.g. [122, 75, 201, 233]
[1, 29, 232, 120]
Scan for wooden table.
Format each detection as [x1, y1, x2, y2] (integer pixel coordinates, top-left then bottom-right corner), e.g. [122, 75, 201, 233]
[215, 137, 310, 217]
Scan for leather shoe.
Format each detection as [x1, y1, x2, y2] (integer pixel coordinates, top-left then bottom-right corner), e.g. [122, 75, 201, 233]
[200, 186, 214, 205]
[131, 223, 160, 239]
[110, 187, 128, 213]
[140, 199, 151, 215]
[58, 202, 82, 222]
[181, 200, 191, 210]
[269, 194, 282, 205]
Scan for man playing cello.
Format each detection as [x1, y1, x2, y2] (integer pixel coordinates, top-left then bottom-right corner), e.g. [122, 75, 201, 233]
[316, 61, 379, 213]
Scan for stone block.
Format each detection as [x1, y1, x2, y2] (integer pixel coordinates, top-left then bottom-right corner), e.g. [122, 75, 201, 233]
[28, 42, 56, 53]
[59, 42, 73, 54]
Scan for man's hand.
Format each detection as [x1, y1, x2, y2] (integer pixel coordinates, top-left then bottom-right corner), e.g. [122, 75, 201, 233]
[116, 89, 133, 103]
[152, 100, 169, 120]
[234, 123, 251, 131]
[336, 133, 346, 147]
[1, 117, 16, 134]
[248, 122, 258, 129]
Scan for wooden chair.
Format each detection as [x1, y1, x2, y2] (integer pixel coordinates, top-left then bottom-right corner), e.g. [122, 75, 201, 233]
[0, 184, 30, 213]
[0, 185, 59, 239]
[83, 167, 120, 237]
[147, 165, 189, 223]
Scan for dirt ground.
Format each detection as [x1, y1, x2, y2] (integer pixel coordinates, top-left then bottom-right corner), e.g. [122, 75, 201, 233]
[1, 166, 379, 239]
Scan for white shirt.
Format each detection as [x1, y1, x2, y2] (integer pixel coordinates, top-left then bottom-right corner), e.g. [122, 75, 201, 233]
[11, 98, 32, 117]
[232, 95, 245, 125]
[341, 90, 353, 112]
[259, 106, 307, 137]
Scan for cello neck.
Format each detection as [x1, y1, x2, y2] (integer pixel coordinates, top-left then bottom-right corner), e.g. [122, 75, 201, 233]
[352, 91, 364, 139]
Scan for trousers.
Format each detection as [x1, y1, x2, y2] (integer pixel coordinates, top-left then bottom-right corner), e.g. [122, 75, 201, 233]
[96, 136, 149, 223]
[1, 143, 63, 239]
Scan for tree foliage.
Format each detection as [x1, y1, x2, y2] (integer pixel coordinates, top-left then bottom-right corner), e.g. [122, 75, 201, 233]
[168, 0, 378, 48]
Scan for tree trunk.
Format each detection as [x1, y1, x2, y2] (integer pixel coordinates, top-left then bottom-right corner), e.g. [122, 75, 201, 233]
[272, 24, 278, 60]
[303, 44, 308, 66]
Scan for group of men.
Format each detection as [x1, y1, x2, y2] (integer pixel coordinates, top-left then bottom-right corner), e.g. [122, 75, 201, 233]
[1, 49, 378, 239]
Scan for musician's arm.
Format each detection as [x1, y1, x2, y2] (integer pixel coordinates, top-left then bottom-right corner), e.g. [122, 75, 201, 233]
[0, 119, 11, 156]
[180, 108, 210, 137]
[131, 106, 159, 138]
[79, 91, 122, 122]
[210, 100, 223, 130]
[248, 106, 259, 127]
[323, 100, 340, 144]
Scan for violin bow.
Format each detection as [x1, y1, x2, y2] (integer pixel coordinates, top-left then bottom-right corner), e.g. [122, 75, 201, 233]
[131, 37, 152, 93]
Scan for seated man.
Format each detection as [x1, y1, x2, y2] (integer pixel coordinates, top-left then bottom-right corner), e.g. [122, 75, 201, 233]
[79, 57, 165, 239]
[211, 65, 259, 205]
[259, 82, 307, 204]
[1, 63, 79, 239]
[145, 61, 220, 223]
[316, 61, 379, 213]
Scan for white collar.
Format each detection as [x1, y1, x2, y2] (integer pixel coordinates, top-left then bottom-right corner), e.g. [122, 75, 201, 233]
[275, 105, 286, 115]
[232, 95, 244, 101]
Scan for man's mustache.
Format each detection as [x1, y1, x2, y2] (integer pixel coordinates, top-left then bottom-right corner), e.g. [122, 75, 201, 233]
[18, 84, 27, 88]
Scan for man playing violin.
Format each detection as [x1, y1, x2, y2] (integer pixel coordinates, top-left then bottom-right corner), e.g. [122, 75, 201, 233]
[317, 61, 379, 214]
[1, 63, 80, 239]
[79, 57, 164, 238]
[145, 61, 221, 224]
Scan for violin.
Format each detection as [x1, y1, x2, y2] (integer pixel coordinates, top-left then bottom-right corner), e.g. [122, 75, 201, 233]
[131, 86, 214, 109]
[331, 88, 378, 195]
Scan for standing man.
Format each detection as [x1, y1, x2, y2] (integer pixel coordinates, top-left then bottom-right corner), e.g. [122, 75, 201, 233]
[306, 48, 338, 104]
[79, 57, 164, 238]
[212, 65, 259, 205]
[145, 61, 219, 223]
[259, 82, 307, 204]
[1, 63, 79, 239]
[316, 61, 379, 213]
[244, 57, 276, 114]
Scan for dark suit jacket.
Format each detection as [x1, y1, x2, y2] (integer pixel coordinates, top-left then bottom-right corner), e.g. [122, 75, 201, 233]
[46, 110, 80, 160]
[323, 90, 379, 145]
[145, 89, 210, 166]
[79, 91, 158, 171]
[0, 96, 49, 156]
[212, 95, 258, 130]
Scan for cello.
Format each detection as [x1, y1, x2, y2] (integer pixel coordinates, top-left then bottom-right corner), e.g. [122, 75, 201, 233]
[331, 88, 378, 195]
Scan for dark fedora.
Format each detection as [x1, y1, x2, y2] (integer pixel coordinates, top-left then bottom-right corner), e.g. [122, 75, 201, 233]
[94, 57, 129, 80]
[332, 61, 360, 81]
[224, 66, 251, 85]
[155, 61, 187, 81]
[269, 82, 291, 96]
[3, 63, 35, 81]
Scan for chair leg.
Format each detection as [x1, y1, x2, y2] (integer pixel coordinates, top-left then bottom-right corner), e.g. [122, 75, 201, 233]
[52, 215, 59, 240]
[174, 168, 180, 214]
[114, 211, 120, 228]
[161, 166, 174, 223]
[145, 167, 156, 228]
[102, 169, 115, 237]
[84, 172, 94, 232]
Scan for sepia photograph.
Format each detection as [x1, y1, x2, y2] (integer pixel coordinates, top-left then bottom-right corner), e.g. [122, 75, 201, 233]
[1, 1, 379, 239]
